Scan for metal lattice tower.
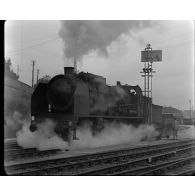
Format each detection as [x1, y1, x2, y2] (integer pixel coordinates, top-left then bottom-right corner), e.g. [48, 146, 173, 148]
[140, 44, 156, 124]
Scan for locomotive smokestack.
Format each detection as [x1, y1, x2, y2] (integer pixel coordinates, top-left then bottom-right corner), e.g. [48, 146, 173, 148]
[64, 67, 74, 75]
[117, 81, 121, 86]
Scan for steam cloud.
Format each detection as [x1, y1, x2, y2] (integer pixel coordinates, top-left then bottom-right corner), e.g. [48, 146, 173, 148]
[16, 119, 159, 151]
[16, 119, 69, 150]
[4, 89, 31, 138]
[74, 122, 159, 149]
[59, 20, 154, 60]
[90, 78, 127, 113]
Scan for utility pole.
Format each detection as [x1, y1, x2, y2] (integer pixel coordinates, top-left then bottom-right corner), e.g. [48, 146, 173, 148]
[36, 69, 40, 83]
[32, 60, 35, 87]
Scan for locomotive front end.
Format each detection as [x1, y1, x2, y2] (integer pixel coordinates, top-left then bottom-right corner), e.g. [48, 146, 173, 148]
[47, 74, 76, 111]
[29, 67, 77, 141]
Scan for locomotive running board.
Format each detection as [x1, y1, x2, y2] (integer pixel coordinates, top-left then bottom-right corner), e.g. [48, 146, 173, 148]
[77, 115, 144, 120]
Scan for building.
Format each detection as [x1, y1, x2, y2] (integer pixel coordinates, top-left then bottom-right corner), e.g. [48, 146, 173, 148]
[162, 106, 183, 124]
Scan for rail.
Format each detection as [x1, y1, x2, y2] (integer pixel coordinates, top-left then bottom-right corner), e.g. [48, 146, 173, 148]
[5, 139, 195, 175]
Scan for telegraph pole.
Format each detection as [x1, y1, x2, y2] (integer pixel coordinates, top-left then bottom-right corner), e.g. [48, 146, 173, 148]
[36, 69, 40, 83]
[32, 60, 35, 87]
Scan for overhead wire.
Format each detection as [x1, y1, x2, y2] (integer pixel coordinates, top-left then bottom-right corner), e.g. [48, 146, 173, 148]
[5, 36, 61, 55]
[5, 33, 59, 51]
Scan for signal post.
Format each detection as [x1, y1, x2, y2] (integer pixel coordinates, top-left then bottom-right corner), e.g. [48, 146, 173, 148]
[140, 44, 162, 125]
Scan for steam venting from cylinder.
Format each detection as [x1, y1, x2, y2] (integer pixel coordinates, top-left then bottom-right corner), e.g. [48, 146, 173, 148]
[47, 75, 76, 110]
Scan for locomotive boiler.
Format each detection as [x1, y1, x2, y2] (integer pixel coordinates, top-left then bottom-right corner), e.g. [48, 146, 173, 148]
[30, 67, 146, 141]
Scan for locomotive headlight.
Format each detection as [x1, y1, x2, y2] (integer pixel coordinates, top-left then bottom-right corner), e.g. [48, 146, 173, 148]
[68, 121, 72, 126]
[31, 116, 35, 121]
[48, 104, 51, 112]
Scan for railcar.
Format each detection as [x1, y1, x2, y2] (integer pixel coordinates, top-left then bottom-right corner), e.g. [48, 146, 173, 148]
[151, 105, 174, 139]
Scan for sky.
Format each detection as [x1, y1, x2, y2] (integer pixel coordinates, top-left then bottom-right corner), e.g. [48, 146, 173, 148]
[4, 20, 194, 110]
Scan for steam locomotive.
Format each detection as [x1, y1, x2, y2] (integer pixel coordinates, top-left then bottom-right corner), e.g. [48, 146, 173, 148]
[30, 67, 174, 141]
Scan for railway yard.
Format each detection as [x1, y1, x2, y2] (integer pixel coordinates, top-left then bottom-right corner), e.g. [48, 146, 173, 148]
[3, 17, 195, 195]
[4, 43, 194, 176]
[4, 127, 195, 176]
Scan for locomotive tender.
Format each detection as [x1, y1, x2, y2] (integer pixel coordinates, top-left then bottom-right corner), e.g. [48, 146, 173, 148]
[30, 67, 171, 141]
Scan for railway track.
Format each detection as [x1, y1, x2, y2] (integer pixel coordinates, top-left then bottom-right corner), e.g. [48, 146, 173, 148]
[101, 155, 195, 176]
[176, 168, 195, 176]
[5, 139, 195, 175]
[76, 145, 195, 175]
[4, 139, 21, 151]
[4, 148, 62, 162]
[140, 156, 195, 176]
[4, 139, 63, 162]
